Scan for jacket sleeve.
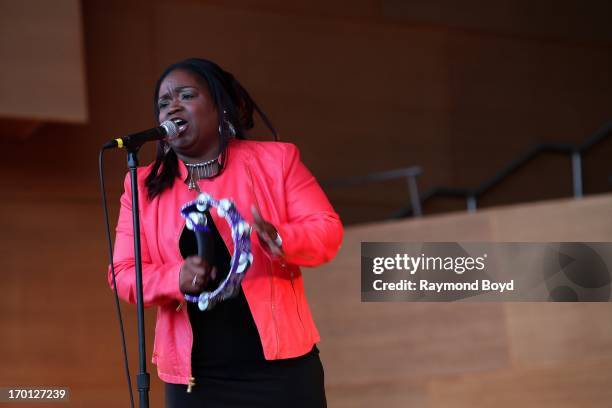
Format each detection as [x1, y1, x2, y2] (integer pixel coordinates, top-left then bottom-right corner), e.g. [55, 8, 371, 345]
[275, 144, 343, 267]
[107, 172, 184, 307]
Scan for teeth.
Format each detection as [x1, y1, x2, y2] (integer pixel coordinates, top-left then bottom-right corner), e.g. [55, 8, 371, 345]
[173, 118, 187, 126]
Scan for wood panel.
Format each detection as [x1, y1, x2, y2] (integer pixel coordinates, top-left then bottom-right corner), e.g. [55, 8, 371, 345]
[505, 303, 612, 367]
[1, 1, 612, 406]
[428, 357, 612, 408]
[0, 0, 87, 123]
[304, 194, 612, 407]
[1, 189, 612, 406]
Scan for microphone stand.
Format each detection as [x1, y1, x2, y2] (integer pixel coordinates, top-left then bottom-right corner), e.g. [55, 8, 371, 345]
[127, 148, 150, 408]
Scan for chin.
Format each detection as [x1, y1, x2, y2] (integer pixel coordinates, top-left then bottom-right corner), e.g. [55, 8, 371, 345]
[170, 136, 194, 151]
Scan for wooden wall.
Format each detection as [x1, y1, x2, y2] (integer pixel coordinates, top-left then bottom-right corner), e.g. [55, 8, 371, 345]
[312, 193, 612, 407]
[2, 1, 612, 406]
[2, 192, 612, 407]
[0, 0, 87, 123]
[1, 0, 611, 221]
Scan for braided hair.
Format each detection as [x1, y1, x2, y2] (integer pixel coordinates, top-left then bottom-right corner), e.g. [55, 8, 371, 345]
[145, 58, 278, 199]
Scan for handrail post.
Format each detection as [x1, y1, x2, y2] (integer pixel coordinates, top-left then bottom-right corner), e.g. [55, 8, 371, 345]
[571, 151, 583, 198]
[467, 195, 477, 213]
[406, 175, 422, 217]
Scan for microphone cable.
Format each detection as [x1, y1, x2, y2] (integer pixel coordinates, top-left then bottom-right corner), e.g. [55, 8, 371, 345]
[98, 148, 135, 408]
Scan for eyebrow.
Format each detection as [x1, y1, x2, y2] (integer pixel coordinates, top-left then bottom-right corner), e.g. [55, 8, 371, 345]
[158, 86, 197, 101]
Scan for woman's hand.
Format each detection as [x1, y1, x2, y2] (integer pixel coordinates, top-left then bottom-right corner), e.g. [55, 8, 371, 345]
[251, 206, 283, 257]
[179, 256, 218, 295]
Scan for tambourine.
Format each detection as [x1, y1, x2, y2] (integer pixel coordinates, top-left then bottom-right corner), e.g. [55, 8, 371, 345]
[180, 193, 253, 311]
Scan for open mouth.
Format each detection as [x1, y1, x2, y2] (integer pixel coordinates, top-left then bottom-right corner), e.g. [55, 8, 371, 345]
[171, 118, 189, 137]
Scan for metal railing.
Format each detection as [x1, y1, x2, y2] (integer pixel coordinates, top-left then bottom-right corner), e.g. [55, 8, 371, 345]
[324, 120, 612, 219]
[323, 166, 424, 216]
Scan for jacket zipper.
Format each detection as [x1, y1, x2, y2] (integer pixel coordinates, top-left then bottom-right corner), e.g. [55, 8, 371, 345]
[289, 268, 306, 333]
[187, 376, 196, 393]
[176, 221, 197, 393]
[270, 263, 280, 359]
[184, 306, 196, 393]
[245, 162, 280, 359]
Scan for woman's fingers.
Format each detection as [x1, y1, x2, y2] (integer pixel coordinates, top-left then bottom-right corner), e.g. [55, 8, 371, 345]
[251, 206, 283, 256]
[251, 205, 268, 237]
[181, 256, 217, 294]
[251, 205, 261, 222]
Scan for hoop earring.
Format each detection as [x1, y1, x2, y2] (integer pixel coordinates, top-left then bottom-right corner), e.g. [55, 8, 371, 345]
[218, 110, 236, 137]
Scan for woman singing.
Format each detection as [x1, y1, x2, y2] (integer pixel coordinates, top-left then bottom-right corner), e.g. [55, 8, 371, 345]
[109, 58, 343, 407]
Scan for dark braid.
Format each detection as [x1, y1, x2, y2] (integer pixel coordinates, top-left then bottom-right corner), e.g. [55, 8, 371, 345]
[145, 58, 278, 200]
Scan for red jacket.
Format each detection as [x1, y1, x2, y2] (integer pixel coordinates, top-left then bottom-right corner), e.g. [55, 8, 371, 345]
[109, 139, 343, 385]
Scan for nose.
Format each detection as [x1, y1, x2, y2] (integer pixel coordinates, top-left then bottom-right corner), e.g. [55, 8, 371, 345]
[167, 97, 183, 116]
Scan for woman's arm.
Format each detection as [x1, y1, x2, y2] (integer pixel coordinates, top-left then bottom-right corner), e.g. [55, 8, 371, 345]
[107, 172, 184, 307]
[274, 143, 344, 267]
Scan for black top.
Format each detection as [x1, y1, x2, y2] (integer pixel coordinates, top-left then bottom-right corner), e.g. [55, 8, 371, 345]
[179, 210, 266, 377]
[170, 211, 326, 407]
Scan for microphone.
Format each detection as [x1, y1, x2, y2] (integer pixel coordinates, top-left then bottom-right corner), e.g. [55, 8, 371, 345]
[103, 120, 180, 150]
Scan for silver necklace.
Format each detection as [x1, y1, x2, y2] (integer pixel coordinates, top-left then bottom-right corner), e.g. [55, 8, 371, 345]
[184, 157, 220, 191]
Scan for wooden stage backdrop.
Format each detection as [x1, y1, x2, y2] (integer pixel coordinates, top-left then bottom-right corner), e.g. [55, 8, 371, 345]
[2, 1, 612, 407]
[1, 193, 612, 407]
